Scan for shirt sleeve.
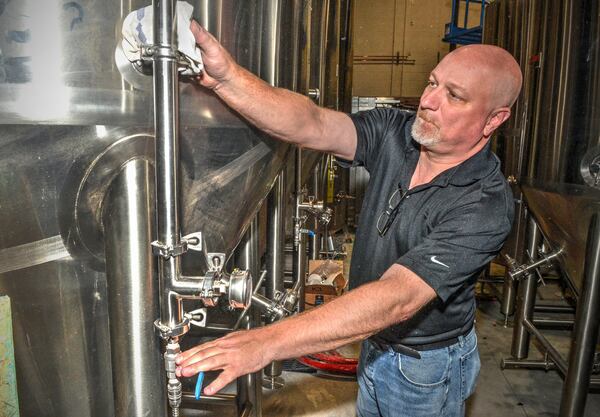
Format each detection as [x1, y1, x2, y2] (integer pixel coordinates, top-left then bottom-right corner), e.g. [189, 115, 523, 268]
[337, 108, 410, 173]
[396, 184, 514, 303]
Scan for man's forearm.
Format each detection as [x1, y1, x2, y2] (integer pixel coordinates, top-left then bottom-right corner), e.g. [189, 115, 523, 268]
[213, 65, 322, 146]
[261, 264, 437, 362]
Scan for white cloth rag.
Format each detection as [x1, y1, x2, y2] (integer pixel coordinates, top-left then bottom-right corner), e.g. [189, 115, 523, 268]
[121, 1, 203, 75]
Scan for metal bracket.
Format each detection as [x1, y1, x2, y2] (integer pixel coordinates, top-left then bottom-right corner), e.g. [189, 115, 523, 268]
[185, 308, 207, 328]
[182, 231, 204, 252]
[206, 253, 226, 272]
[151, 240, 189, 259]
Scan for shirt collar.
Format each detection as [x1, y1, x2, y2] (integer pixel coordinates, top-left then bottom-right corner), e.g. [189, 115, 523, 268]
[403, 117, 499, 188]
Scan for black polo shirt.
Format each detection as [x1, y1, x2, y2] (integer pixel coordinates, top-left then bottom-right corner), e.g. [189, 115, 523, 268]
[340, 109, 514, 346]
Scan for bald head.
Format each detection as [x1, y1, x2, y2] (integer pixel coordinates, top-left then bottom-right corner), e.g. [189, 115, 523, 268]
[441, 44, 523, 109]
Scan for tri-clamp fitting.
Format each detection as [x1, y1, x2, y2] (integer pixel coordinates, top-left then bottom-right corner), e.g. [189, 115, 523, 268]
[152, 232, 253, 339]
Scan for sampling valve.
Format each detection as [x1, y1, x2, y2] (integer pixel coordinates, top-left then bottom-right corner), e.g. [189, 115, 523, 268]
[164, 341, 183, 417]
[505, 247, 564, 281]
[294, 194, 333, 247]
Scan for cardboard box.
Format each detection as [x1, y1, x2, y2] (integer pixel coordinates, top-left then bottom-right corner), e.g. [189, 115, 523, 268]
[305, 260, 347, 309]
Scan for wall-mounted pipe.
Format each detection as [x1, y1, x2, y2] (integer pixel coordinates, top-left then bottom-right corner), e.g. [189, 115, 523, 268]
[152, 0, 187, 336]
[103, 159, 166, 417]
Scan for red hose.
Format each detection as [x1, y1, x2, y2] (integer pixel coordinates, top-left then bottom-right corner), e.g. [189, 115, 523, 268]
[311, 351, 358, 364]
[298, 351, 358, 374]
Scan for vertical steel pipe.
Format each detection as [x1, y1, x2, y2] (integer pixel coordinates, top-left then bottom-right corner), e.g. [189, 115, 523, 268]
[511, 215, 542, 359]
[260, 0, 281, 85]
[310, 161, 322, 260]
[235, 219, 262, 417]
[559, 213, 600, 417]
[294, 148, 307, 312]
[264, 174, 286, 389]
[152, 0, 184, 331]
[103, 159, 166, 417]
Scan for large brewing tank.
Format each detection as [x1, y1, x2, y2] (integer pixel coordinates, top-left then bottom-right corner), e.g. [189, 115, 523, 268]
[0, 1, 301, 416]
[485, 0, 600, 295]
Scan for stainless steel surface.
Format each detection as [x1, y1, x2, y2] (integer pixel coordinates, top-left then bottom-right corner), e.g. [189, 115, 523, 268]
[103, 158, 165, 417]
[0, 1, 305, 416]
[487, 3, 600, 413]
[521, 181, 600, 295]
[485, 0, 600, 293]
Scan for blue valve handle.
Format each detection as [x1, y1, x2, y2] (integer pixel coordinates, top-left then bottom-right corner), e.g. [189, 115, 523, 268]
[195, 371, 205, 400]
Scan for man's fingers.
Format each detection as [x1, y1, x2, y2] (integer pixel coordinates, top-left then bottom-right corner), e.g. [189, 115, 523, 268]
[176, 342, 212, 364]
[190, 20, 207, 43]
[177, 345, 225, 370]
[190, 20, 219, 54]
[204, 370, 237, 396]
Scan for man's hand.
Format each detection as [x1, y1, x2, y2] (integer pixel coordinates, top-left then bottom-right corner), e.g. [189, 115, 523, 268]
[175, 327, 273, 395]
[190, 20, 238, 91]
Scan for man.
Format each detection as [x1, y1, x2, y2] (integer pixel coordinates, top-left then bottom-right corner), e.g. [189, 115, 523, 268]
[176, 20, 522, 417]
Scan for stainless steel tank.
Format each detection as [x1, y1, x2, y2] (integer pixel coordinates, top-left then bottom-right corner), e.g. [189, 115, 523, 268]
[0, 1, 305, 416]
[486, 3, 600, 415]
[485, 0, 600, 295]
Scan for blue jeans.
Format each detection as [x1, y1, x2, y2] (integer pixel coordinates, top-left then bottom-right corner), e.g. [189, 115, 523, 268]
[356, 327, 480, 417]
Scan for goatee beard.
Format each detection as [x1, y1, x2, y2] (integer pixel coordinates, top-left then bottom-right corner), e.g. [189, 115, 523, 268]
[411, 115, 441, 147]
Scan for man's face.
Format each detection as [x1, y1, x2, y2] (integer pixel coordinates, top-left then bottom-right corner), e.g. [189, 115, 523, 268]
[411, 54, 495, 152]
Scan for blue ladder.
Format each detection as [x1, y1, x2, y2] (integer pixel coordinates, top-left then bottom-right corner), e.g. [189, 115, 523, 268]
[442, 0, 488, 45]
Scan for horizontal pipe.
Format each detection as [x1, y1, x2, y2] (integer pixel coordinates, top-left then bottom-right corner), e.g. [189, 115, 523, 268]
[532, 318, 574, 329]
[477, 278, 505, 284]
[501, 359, 557, 371]
[181, 392, 237, 406]
[500, 361, 600, 389]
[534, 305, 575, 314]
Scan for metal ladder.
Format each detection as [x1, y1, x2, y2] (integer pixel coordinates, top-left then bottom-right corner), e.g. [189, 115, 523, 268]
[442, 0, 489, 45]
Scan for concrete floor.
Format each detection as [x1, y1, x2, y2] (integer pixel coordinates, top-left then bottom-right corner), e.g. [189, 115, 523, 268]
[259, 295, 600, 417]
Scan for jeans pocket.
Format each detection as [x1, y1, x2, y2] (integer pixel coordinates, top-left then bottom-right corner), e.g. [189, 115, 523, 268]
[460, 334, 481, 401]
[398, 348, 451, 387]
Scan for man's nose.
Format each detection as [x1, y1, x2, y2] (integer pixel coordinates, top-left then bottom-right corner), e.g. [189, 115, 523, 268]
[419, 87, 440, 111]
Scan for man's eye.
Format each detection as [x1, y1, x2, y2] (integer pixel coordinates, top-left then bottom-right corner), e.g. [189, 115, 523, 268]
[448, 90, 462, 101]
[427, 80, 436, 88]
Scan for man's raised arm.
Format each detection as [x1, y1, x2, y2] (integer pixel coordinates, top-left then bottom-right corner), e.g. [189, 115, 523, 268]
[191, 21, 357, 161]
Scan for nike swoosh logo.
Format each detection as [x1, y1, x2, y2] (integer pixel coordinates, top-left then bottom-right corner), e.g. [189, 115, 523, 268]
[431, 256, 449, 268]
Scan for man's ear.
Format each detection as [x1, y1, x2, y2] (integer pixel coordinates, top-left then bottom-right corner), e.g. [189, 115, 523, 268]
[483, 107, 511, 138]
